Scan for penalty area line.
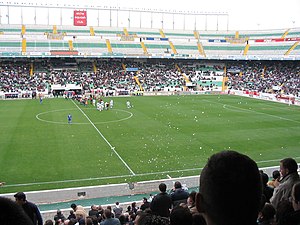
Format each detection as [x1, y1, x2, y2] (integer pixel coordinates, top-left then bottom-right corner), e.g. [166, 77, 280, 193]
[71, 99, 136, 176]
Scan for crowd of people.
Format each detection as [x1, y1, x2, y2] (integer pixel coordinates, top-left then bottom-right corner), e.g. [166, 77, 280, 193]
[226, 61, 300, 97]
[0, 60, 186, 95]
[0, 152, 299, 225]
[0, 60, 299, 97]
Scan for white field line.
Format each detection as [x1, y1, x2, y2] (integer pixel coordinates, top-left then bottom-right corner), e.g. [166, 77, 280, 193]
[3, 157, 300, 188]
[71, 100, 136, 176]
[203, 99, 300, 124]
[36, 108, 133, 125]
[222, 104, 300, 124]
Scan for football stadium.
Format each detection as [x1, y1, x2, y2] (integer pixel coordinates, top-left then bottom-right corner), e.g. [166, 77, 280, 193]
[0, 0, 300, 224]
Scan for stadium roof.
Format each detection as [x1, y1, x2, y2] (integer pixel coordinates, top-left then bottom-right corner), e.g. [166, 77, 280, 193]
[0, 0, 299, 30]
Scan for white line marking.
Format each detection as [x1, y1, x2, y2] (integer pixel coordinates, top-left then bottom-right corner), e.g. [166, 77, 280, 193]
[3, 157, 300, 188]
[222, 104, 300, 124]
[36, 108, 133, 125]
[203, 99, 300, 124]
[71, 100, 136, 176]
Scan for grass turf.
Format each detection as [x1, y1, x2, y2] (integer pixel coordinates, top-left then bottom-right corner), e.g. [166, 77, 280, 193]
[0, 94, 299, 193]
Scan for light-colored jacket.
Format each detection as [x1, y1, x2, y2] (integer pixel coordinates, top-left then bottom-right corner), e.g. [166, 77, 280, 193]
[270, 172, 299, 209]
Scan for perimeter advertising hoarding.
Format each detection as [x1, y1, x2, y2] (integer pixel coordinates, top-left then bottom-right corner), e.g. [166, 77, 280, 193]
[74, 10, 87, 26]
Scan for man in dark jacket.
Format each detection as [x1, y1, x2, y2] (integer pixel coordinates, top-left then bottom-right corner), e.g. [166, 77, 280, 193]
[150, 183, 173, 217]
[14, 192, 43, 225]
[170, 181, 189, 207]
[54, 209, 66, 223]
[140, 197, 150, 211]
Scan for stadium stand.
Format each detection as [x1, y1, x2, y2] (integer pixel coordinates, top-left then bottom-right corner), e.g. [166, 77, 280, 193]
[0, 23, 300, 224]
[1, 24, 299, 59]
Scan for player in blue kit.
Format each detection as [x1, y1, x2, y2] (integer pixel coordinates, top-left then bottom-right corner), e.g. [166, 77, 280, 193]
[68, 114, 72, 124]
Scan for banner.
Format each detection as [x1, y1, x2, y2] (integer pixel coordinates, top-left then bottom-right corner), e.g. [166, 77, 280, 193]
[50, 50, 78, 56]
[74, 10, 87, 26]
[47, 33, 65, 40]
[225, 37, 247, 44]
[120, 35, 135, 41]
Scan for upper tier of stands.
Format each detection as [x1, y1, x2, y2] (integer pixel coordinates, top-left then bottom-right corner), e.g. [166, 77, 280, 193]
[0, 24, 299, 59]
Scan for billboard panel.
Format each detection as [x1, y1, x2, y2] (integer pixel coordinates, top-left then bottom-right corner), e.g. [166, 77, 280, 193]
[74, 10, 87, 26]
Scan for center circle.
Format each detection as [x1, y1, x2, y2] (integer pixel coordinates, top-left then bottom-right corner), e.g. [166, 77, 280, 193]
[36, 108, 133, 125]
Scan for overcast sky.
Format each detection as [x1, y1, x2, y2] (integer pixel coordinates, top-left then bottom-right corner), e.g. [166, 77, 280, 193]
[1, 0, 299, 30]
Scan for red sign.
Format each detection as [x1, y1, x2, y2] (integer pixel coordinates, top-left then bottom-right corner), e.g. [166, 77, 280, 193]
[74, 10, 87, 26]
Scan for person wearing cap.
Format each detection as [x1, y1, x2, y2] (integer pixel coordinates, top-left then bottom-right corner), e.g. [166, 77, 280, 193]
[14, 192, 43, 225]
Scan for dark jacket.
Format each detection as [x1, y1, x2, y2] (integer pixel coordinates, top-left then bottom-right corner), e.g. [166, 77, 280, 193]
[285, 210, 300, 225]
[22, 201, 43, 225]
[150, 192, 173, 217]
[170, 188, 189, 207]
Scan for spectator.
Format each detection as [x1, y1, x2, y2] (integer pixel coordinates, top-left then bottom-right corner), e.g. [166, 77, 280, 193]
[195, 150, 262, 225]
[134, 211, 169, 225]
[89, 205, 100, 219]
[54, 209, 66, 223]
[187, 191, 198, 215]
[257, 203, 276, 225]
[70, 203, 87, 221]
[85, 217, 93, 225]
[140, 197, 150, 211]
[71, 203, 84, 213]
[267, 170, 280, 188]
[275, 200, 294, 225]
[191, 213, 206, 225]
[285, 182, 300, 225]
[44, 220, 53, 225]
[98, 205, 104, 218]
[126, 211, 136, 225]
[170, 181, 189, 207]
[118, 214, 127, 225]
[67, 210, 76, 220]
[148, 194, 154, 203]
[170, 205, 193, 225]
[130, 202, 138, 214]
[67, 218, 77, 225]
[270, 158, 300, 209]
[0, 196, 34, 225]
[113, 202, 123, 219]
[150, 183, 173, 217]
[14, 192, 43, 225]
[261, 172, 274, 203]
[100, 209, 121, 225]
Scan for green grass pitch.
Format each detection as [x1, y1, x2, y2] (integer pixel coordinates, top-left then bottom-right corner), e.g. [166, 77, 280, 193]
[0, 95, 299, 193]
